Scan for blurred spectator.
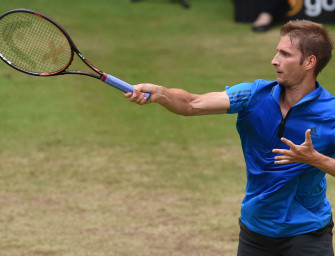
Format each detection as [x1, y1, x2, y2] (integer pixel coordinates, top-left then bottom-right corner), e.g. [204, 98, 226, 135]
[234, 0, 290, 32]
[252, 0, 290, 32]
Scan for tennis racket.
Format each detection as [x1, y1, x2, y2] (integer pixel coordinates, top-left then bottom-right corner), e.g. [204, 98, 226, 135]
[0, 8, 150, 99]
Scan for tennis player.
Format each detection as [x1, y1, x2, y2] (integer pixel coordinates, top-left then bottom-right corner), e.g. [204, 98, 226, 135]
[125, 20, 335, 256]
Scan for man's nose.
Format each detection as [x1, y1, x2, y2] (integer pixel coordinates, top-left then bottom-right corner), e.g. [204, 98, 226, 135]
[271, 53, 279, 66]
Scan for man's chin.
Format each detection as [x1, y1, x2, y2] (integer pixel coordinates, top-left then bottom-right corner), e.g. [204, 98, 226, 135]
[276, 78, 286, 86]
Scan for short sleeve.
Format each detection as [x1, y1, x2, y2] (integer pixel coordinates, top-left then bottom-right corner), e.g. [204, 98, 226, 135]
[225, 82, 253, 114]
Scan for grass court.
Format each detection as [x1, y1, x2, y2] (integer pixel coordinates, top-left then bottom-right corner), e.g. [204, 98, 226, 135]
[1, 0, 335, 255]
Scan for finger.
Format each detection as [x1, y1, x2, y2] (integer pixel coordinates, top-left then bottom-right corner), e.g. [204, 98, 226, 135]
[134, 88, 152, 104]
[135, 94, 151, 105]
[280, 137, 296, 149]
[124, 92, 132, 98]
[133, 92, 147, 104]
[132, 85, 152, 103]
[139, 97, 148, 105]
[133, 83, 153, 94]
[132, 87, 142, 97]
[274, 159, 291, 165]
[129, 88, 142, 102]
[129, 94, 137, 102]
[274, 155, 291, 161]
[129, 95, 140, 103]
[305, 129, 312, 144]
[272, 149, 289, 154]
[134, 96, 144, 104]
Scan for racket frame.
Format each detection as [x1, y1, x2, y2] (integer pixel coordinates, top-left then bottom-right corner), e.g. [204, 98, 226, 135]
[0, 8, 103, 79]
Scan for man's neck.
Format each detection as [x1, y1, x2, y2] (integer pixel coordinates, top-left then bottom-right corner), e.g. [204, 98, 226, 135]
[279, 80, 316, 118]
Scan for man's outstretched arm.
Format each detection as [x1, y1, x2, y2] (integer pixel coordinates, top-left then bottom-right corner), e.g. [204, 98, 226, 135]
[124, 83, 230, 116]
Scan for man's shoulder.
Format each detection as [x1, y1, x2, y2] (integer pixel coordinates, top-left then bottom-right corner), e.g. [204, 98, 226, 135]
[320, 87, 335, 100]
[253, 79, 277, 87]
[225, 79, 277, 114]
[250, 79, 278, 98]
[312, 86, 335, 118]
[228, 79, 277, 94]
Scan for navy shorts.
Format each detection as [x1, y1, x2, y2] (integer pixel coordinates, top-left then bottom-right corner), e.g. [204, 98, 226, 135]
[237, 218, 334, 256]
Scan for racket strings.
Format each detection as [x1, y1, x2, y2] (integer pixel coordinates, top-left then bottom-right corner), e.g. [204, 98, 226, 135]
[0, 12, 72, 74]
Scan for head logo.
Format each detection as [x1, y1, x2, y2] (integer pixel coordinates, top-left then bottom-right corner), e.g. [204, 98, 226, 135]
[42, 40, 65, 65]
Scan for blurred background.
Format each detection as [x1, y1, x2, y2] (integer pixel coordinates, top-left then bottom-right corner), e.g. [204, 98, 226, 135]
[0, 1, 335, 255]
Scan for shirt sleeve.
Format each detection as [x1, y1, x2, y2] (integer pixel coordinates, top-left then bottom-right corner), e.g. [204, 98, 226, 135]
[225, 82, 253, 114]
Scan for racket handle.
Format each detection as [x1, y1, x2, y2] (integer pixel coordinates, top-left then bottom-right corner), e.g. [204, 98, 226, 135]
[101, 73, 150, 100]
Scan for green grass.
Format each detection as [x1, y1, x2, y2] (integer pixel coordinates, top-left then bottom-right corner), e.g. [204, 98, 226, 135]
[1, 1, 335, 255]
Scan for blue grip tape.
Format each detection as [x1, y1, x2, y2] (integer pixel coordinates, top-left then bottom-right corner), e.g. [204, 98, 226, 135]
[101, 73, 150, 100]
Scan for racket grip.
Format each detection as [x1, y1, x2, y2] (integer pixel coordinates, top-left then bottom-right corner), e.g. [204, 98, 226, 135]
[101, 73, 150, 100]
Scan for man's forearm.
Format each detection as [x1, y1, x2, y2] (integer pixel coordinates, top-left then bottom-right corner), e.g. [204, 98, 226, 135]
[309, 151, 335, 176]
[153, 87, 199, 116]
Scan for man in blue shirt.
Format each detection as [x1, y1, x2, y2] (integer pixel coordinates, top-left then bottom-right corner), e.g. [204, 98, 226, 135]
[125, 20, 335, 255]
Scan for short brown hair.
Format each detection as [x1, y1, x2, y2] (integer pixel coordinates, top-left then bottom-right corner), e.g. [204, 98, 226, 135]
[280, 20, 333, 77]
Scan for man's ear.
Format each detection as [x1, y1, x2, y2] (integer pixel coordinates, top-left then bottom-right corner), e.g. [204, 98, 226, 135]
[305, 55, 317, 71]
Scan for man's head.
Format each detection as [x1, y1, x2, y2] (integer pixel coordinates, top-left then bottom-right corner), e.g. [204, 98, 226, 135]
[280, 20, 333, 78]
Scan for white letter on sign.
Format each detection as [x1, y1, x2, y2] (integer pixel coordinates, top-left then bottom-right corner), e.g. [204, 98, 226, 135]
[323, 0, 335, 11]
[305, 0, 322, 17]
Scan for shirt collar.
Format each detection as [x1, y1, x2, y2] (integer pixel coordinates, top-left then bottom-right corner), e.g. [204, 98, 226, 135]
[271, 81, 323, 106]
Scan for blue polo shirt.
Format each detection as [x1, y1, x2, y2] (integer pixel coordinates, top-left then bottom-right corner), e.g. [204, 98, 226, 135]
[226, 79, 335, 237]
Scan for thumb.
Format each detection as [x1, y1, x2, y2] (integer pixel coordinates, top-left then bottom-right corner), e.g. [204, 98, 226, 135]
[305, 129, 312, 144]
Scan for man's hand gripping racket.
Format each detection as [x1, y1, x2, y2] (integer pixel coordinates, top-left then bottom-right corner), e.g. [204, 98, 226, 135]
[0, 8, 150, 100]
